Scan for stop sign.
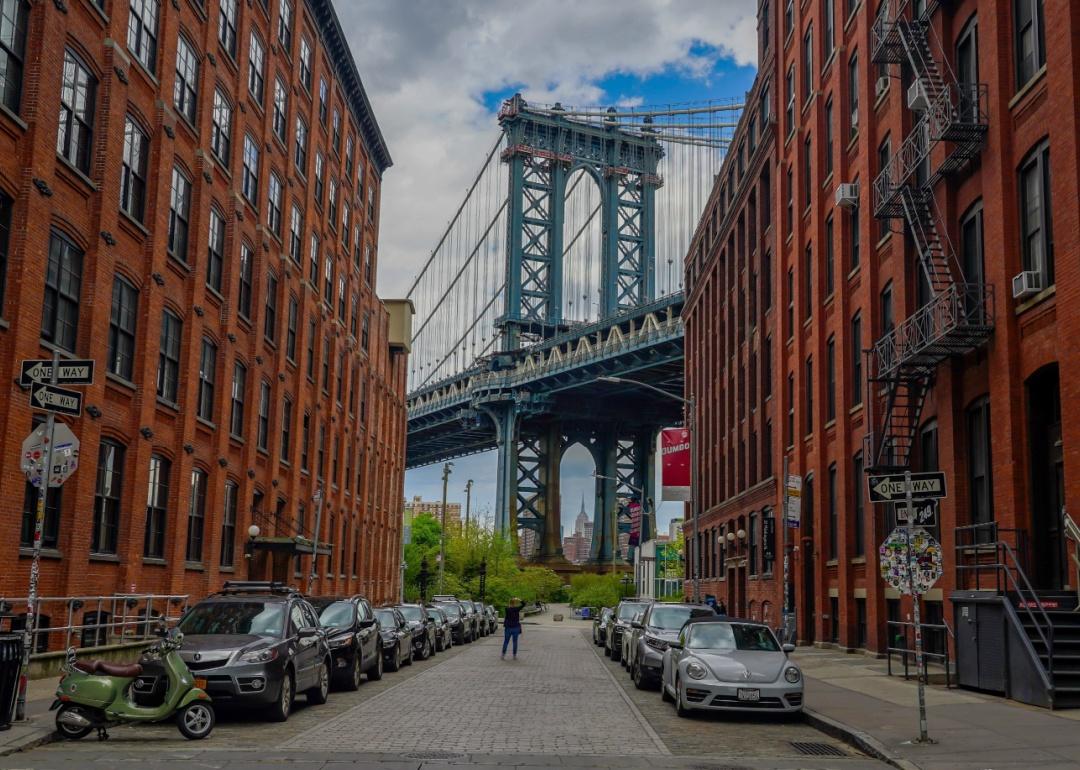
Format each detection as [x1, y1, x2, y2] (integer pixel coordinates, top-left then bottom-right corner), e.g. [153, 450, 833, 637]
[21, 423, 80, 488]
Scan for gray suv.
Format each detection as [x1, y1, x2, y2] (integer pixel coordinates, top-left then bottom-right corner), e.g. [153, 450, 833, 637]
[626, 602, 715, 689]
[604, 599, 651, 663]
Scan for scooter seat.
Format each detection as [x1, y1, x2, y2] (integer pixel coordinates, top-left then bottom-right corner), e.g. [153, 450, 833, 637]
[72, 659, 143, 677]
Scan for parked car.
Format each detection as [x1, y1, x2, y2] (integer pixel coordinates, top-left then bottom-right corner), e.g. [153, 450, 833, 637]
[433, 601, 471, 644]
[396, 603, 436, 660]
[605, 599, 651, 663]
[592, 607, 614, 646]
[661, 617, 803, 716]
[484, 605, 498, 634]
[374, 607, 413, 671]
[308, 595, 383, 690]
[426, 605, 454, 651]
[174, 581, 331, 723]
[457, 600, 481, 640]
[626, 602, 715, 689]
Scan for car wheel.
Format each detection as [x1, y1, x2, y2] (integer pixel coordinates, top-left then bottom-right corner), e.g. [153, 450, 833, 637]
[265, 670, 294, 722]
[386, 649, 400, 672]
[675, 676, 692, 718]
[307, 659, 330, 705]
[661, 680, 673, 703]
[420, 635, 432, 660]
[176, 701, 215, 740]
[612, 645, 621, 664]
[633, 662, 651, 691]
[368, 651, 384, 681]
[55, 704, 94, 740]
[344, 654, 362, 691]
[404, 644, 414, 666]
[604, 643, 613, 658]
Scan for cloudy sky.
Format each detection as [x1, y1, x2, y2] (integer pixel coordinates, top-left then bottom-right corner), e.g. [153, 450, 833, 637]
[336, 0, 758, 533]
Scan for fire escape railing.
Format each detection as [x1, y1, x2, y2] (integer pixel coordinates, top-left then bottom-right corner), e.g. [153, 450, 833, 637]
[864, 0, 993, 471]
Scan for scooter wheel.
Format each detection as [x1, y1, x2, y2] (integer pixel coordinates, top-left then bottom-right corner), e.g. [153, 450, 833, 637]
[177, 701, 215, 740]
[55, 704, 93, 740]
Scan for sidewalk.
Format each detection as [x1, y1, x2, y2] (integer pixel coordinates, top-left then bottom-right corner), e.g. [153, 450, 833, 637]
[794, 646, 1080, 770]
[0, 677, 58, 755]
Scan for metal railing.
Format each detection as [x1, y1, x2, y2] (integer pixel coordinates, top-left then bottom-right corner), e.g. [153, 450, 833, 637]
[1064, 510, 1080, 612]
[886, 619, 954, 688]
[0, 594, 189, 656]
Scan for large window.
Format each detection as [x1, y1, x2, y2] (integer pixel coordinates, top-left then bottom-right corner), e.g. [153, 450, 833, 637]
[121, 117, 149, 222]
[957, 16, 979, 121]
[823, 0, 835, 60]
[207, 207, 225, 292]
[826, 335, 836, 421]
[824, 215, 834, 295]
[230, 361, 246, 437]
[238, 242, 253, 318]
[318, 78, 328, 124]
[849, 199, 860, 271]
[197, 337, 216, 421]
[805, 357, 813, 435]
[127, 0, 159, 72]
[92, 440, 125, 555]
[174, 36, 199, 124]
[257, 380, 270, 451]
[880, 282, 894, 336]
[299, 36, 312, 90]
[0, 0, 29, 114]
[828, 463, 838, 559]
[267, 172, 283, 235]
[802, 24, 813, 102]
[272, 77, 288, 143]
[211, 89, 232, 164]
[107, 275, 137, 380]
[851, 313, 863, 405]
[961, 200, 985, 318]
[220, 481, 238, 567]
[289, 203, 303, 264]
[286, 294, 298, 361]
[241, 135, 259, 205]
[0, 190, 9, 313]
[301, 411, 310, 471]
[186, 469, 207, 563]
[848, 52, 859, 139]
[786, 372, 794, 447]
[144, 453, 169, 558]
[264, 271, 278, 343]
[57, 49, 96, 174]
[853, 452, 865, 556]
[167, 167, 191, 261]
[785, 64, 794, 135]
[42, 230, 82, 351]
[967, 397, 993, 529]
[218, 0, 238, 58]
[157, 309, 181, 403]
[1014, 0, 1045, 88]
[823, 96, 833, 179]
[1019, 140, 1053, 286]
[314, 152, 325, 204]
[803, 243, 812, 320]
[295, 115, 308, 172]
[281, 397, 293, 463]
[277, 0, 293, 52]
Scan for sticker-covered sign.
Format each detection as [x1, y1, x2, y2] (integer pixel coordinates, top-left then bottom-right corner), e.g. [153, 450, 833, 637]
[21, 423, 80, 488]
[879, 526, 943, 595]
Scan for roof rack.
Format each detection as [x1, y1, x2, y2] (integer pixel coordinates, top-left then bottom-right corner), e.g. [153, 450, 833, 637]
[215, 581, 299, 596]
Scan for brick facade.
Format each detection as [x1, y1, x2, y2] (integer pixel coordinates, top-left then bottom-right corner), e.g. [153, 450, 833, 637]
[685, 0, 1080, 652]
[0, 0, 408, 606]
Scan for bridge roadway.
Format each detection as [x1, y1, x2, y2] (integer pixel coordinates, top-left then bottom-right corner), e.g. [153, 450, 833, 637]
[7, 607, 887, 770]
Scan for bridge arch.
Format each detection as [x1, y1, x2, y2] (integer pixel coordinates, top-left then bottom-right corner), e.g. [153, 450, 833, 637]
[561, 167, 604, 324]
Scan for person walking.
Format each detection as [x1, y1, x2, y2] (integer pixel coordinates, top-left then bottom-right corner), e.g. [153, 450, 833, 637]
[501, 597, 524, 659]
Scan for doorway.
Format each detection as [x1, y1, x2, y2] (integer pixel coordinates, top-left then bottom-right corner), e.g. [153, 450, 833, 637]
[802, 476, 816, 644]
[1027, 364, 1065, 588]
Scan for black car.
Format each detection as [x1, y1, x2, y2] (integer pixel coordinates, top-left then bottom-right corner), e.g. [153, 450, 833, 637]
[426, 605, 454, 651]
[174, 581, 331, 722]
[605, 598, 651, 663]
[374, 607, 413, 671]
[458, 600, 481, 639]
[434, 601, 471, 643]
[484, 605, 498, 634]
[592, 607, 614, 646]
[396, 604, 436, 660]
[309, 595, 383, 690]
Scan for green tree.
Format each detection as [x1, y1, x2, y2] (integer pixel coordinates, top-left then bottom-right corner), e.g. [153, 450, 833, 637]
[568, 573, 621, 609]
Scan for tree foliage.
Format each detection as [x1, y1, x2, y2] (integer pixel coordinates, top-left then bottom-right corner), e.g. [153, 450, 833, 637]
[568, 573, 622, 610]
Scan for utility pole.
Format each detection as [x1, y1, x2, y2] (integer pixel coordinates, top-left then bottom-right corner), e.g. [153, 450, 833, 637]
[905, 469, 930, 743]
[464, 479, 474, 530]
[307, 486, 325, 593]
[439, 462, 453, 592]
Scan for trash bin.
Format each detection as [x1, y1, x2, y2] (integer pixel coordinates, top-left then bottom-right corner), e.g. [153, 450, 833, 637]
[580, 607, 591, 620]
[0, 634, 24, 730]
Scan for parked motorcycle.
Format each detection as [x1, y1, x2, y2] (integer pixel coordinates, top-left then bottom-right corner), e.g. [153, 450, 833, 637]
[52, 628, 214, 741]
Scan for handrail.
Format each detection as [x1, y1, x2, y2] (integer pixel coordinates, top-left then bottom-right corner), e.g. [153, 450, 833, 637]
[885, 619, 953, 688]
[1064, 510, 1080, 612]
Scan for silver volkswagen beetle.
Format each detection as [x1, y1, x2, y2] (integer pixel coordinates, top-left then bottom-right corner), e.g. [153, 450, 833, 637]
[661, 617, 803, 715]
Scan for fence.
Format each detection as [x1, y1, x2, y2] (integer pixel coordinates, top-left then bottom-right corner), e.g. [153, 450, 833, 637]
[0, 594, 189, 656]
[885, 619, 954, 688]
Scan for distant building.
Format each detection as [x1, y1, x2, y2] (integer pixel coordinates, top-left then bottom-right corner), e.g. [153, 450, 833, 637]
[668, 518, 684, 542]
[519, 526, 539, 558]
[560, 497, 594, 564]
[404, 496, 462, 531]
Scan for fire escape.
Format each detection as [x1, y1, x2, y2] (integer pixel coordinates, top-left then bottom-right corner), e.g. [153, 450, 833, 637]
[865, 0, 994, 471]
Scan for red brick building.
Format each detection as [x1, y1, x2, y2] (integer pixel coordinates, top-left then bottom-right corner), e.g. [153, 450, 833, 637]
[0, 0, 410, 607]
[685, 0, 1078, 654]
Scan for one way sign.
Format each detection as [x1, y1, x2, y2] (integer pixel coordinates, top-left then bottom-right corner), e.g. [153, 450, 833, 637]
[867, 471, 947, 503]
[20, 359, 95, 386]
[30, 382, 83, 417]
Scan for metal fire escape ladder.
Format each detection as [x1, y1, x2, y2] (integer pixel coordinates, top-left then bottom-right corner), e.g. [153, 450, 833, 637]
[866, 0, 993, 471]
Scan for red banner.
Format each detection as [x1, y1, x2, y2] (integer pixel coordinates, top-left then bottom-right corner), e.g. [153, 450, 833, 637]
[628, 501, 643, 547]
[661, 427, 691, 501]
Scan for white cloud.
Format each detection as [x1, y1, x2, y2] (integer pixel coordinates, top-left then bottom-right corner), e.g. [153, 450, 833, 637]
[336, 0, 758, 297]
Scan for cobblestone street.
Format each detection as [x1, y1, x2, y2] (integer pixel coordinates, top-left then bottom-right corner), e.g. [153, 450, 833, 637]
[1, 613, 889, 770]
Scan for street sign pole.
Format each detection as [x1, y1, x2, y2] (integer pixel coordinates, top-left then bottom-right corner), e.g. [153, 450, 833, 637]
[307, 487, 324, 593]
[17, 349, 59, 721]
[905, 469, 930, 743]
[782, 455, 791, 641]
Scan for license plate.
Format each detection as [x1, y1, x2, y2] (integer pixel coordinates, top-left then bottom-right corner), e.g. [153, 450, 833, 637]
[737, 688, 760, 701]
[194, 677, 207, 690]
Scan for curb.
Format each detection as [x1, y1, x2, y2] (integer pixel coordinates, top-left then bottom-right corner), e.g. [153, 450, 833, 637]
[804, 707, 921, 770]
[0, 724, 57, 757]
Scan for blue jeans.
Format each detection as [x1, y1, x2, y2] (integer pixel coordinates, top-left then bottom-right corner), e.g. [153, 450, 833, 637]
[502, 627, 520, 655]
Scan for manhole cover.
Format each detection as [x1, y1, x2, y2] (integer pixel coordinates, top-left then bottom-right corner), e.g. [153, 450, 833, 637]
[404, 751, 465, 760]
[790, 741, 848, 757]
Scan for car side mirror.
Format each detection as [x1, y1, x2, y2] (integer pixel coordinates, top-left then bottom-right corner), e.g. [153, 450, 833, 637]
[630, 620, 643, 629]
[783, 643, 796, 654]
[359, 618, 376, 629]
[669, 641, 683, 650]
[298, 626, 318, 639]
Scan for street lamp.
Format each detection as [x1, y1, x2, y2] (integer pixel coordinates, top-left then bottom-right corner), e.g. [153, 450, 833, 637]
[597, 375, 700, 603]
[620, 573, 634, 598]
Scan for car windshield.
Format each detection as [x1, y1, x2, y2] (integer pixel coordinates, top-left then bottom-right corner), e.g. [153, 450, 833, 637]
[648, 606, 711, 630]
[316, 601, 355, 629]
[398, 606, 424, 622]
[601, 608, 613, 621]
[179, 601, 284, 638]
[428, 609, 445, 622]
[437, 603, 461, 617]
[617, 602, 648, 621]
[687, 623, 781, 652]
[375, 609, 397, 627]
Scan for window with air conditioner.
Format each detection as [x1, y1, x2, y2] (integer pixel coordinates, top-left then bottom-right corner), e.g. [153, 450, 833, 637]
[1015, 139, 1053, 298]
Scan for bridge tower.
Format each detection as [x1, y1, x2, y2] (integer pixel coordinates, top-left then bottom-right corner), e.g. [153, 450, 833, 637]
[486, 94, 665, 563]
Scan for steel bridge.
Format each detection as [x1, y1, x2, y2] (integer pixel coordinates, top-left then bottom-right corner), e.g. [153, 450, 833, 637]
[405, 93, 739, 564]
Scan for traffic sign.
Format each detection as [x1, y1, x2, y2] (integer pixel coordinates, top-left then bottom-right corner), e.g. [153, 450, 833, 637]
[867, 471, 946, 503]
[30, 382, 83, 416]
[895, 500, 938, 527]
[879, 526, 943, 595]
[20, 423, 80, 488]
[784, 474, 803, 527]
[20, 359, 95, 387]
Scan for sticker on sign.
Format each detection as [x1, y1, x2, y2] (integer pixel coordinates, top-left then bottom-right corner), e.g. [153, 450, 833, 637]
[20, 423, 80, 488]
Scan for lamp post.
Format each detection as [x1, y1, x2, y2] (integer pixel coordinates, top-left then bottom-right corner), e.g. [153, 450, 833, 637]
[464, 479, 474, 531]
[620, 573, 634, 598]
[598, 376, 700, 603]
[439, 462, 453, 592]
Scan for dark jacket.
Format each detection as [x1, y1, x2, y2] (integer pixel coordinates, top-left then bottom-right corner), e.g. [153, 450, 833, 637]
[503, 604, 523, 630]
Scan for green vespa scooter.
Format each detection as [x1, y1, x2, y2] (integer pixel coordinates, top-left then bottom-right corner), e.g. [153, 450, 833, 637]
[52, 628, 214, 741]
